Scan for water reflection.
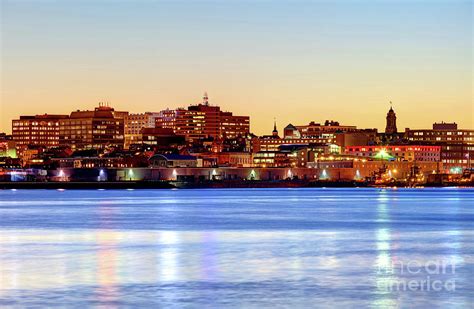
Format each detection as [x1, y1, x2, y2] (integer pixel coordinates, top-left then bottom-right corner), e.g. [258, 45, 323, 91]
[201, 232, 217, 281]
[158, 231, 180, 282]
[0, 189, 473, 307]
[373, 190, 397, 308]
[96, 230, 119, 308]
[96, 201, 119, 308]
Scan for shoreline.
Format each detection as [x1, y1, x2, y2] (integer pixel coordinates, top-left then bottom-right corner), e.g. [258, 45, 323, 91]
[1, 180, 472, 190]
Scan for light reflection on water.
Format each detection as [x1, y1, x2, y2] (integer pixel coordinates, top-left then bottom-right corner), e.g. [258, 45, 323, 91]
[0, 188, 473, 308]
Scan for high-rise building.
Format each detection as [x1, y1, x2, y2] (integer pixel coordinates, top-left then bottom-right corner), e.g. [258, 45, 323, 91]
[385, 104, 398, 134]
[12, 114, 69, 155]
[59, 104, 124, 150]
[155, 93, 250, 142]
[405, 122, 474, 171]
[156, 108, 207, 141]
[219, 111, 250, 139]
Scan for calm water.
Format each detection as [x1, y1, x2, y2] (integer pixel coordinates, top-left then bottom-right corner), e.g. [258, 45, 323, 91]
[0, 188, 473, 308]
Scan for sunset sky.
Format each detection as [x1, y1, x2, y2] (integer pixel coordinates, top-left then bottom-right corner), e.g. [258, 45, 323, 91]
[1, 0, 472, 135]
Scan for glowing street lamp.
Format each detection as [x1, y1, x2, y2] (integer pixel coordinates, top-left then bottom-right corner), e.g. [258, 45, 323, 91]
[374, 149, 394, 161]
[98, 169, 106, 182]
[321, 169, 328, 180]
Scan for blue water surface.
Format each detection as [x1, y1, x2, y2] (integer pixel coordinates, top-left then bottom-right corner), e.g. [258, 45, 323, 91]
[0, 188, 473, 308]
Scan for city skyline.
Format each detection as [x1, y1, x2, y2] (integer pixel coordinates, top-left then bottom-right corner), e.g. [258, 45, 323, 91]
[1, 0, 472, 135]
[3, 95, 472, 135]
[1, 2, 473, 308]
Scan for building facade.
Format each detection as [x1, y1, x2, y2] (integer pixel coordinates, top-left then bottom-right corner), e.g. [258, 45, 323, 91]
[59, 104, 124, 150]
[344, 145, 441, 162]
[12, 114, 69, 157]
[155, 93, 250, 142]
[405, 122, 474, 171]
[124, 112, 160, 148]
[252, 136, 336, 153]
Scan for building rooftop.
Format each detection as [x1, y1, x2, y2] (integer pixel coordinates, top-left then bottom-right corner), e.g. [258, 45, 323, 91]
[19, 114, 68, 120]
[150, 154, 196, 161]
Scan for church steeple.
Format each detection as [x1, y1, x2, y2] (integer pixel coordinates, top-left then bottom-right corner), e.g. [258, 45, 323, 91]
[385, 101, 398, 134]
[272, 118, 279, 137]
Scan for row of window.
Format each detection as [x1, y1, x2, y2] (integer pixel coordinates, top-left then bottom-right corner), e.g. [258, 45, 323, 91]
[411, 131, 474, 136]
[13, 122, 60, 126]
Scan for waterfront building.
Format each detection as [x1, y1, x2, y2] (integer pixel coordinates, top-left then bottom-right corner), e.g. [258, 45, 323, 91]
[59, 104, 124, 150]
[149, 154, 198, 168]
[307, 159, 440, 181]
[48, 160, 441, 183]
[405, 122, 474, 171]
[253, 152, 277, 167]
[124, 112, 160, 149]
[193, 152, 253, 167]
[344, 145, 441, 162]
[215, 152, 253, 167]
[253, 144, 340, 168]
[12, 114, 69, 156]
[51, 157, 131, 169]
[155, 93, 250, 142]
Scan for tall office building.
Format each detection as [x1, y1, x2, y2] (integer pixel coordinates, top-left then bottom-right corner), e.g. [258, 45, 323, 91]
[12, 114, 69, 155]
[405, 122, 474, 171]
[59, 104, 124, 150]
[155, 93, 250, 142]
